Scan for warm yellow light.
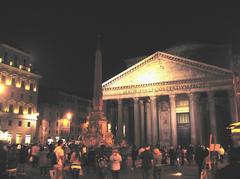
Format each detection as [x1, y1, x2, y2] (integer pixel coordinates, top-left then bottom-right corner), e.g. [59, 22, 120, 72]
[0, 131, 8, 141]
[33, 87, 37, 92]
[66, 112, 72, 120]
[19, 65, 23, 69]
[63, 119, 69, 127]
[25, 113, 39, 120]
[27, 67, 31, 72]
[6, 79, 11, 86]
[16, 82, 21, 88]
[232, 128, 240, 133]
[9, 61, 13, 66]
[23, 109, 28, 115]
[25, 84, 30, 90]
[0, 84, 5, 94]
[0, 58, 2, 63]
[230, 122, 240, 127]
[14, 108, 19, 114]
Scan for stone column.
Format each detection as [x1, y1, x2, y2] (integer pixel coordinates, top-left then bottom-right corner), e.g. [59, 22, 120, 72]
[123, 103, 129, 140]
[117, 99, 123, 141]
[145, 100, 152, 145]
[228, 90, 238, 123]
[133, 98, 140, 147]
[188, 93, 198, 145]
[169, 94, 177, 147]
[207, 91, 218, 143]
[139, 100, 145, 146]
[150, 96, 158, 146]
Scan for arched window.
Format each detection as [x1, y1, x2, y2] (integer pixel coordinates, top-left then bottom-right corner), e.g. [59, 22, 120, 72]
[13, 55, 18, 66]
[28, 107, 32, 114]
[19, 106, 23, 114]
[30, 83, 34, 91]
[21, 80, 25, 89]
[9, 104, 14, 113]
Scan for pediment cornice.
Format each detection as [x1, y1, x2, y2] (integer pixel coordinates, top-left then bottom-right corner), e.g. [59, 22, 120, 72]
[103, 52, 232, 89]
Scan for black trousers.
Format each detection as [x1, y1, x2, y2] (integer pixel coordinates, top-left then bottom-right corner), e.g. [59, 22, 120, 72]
[112, 170, 120, 179]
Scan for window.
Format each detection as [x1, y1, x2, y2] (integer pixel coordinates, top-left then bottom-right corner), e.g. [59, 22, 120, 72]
[56, 130, 58, 135]
[11, 78, 16, 86]
[3, 52, 8, 62]
[30, 83, 34, 91]
[8, 120, 12, 126]
[25, 135, 31, 144]
[19, 106, 23, 114]
[39, 120, 42, 126]
[10, 92, 14, 97]
[21, 81, 25, 89]
[13, 55, 18, 66]
[28, 107, 32, 114]
[20, 93, 24, 99]
[9, 104, 13, 113]
[23, 59, 26, 66]
[16, 134, 22, 144]
[1, 76, 6, 83]
[56, 121, 58, 127]
[27, 122, 31, 127]
[18, 121, 22, 126]
[29, 95, 32, 102]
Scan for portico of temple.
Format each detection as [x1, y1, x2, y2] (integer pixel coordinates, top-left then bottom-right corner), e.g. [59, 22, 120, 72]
[102, 51, 239, 147]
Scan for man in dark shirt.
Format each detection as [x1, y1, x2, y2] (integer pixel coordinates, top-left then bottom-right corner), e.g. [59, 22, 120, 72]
[140, 145, 153, 179]
[217, 147, 240, 179]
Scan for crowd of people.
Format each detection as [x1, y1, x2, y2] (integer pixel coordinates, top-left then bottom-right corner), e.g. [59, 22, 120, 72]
[0, 139, 239, 179]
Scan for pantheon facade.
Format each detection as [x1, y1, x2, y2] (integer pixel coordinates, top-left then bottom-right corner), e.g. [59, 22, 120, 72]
[102, 51, 238, 147]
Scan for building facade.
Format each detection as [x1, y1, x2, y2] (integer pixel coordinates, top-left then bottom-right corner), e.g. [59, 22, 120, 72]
[0, 44, 41, 144]
[102, 51, 239, 147]
[38, 88, 91, 144]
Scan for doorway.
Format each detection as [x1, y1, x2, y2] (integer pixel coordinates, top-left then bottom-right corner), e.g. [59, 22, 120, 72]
[177, 113, 190, 147]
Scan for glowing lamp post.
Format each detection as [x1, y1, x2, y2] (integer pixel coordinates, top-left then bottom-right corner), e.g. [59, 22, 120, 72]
[66, 112, 72, 120]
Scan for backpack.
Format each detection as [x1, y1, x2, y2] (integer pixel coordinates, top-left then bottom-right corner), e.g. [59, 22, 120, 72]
[98, 156, 108, 168]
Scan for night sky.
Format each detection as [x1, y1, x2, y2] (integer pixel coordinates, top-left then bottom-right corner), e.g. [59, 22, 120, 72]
[0, 1, 239, 99]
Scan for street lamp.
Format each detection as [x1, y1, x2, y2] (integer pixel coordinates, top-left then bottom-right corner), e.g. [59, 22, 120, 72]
[66, 112, 72, 120]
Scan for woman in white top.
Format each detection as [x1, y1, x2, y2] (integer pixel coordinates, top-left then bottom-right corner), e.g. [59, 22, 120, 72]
[110, 149, 122, 179]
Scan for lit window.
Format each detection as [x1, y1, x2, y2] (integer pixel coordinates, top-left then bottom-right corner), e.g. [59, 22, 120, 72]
[18, 121, 22, 126]
[25, 135, 31, 144]
[16, 134, 22, 144]
[27, 122, 31, 127]
[0, 57, 2, 62]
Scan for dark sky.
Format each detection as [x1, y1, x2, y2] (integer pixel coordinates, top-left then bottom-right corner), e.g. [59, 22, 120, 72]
[0, 1, 239, 99]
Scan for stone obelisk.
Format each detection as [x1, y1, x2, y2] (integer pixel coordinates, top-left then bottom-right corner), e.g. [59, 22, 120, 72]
[81, 35, 113, 147]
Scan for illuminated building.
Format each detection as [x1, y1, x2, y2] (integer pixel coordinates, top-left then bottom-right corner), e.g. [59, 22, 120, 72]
[37, 88, 91, 144]
[0, 44, 41, 144]
[103, 44, 240, 147]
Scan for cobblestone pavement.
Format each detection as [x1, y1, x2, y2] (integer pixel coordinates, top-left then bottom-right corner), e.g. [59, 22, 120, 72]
[14, 164, 201, 179]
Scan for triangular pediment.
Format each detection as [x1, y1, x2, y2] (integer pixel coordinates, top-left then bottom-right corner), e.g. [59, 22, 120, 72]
[103, 52, 232, 89]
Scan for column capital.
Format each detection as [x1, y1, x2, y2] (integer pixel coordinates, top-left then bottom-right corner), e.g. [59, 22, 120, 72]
[133, 97, 139, 103]
[188, 93, 199, 101]
[149, 96, 157, 100]
[117, 99, 123, 105]
[169, 94, 176, 100]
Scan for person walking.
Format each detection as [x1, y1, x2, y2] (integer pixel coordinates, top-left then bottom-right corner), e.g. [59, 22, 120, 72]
[139, 145, 153, 179]
[110, 148, 122, 179]
[153, 148, 162, 179]
[70, 148, 81, 179]
[31, 143, 40, 168]
[54, 139, 65, 179]
[39, 146, 49, 176]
